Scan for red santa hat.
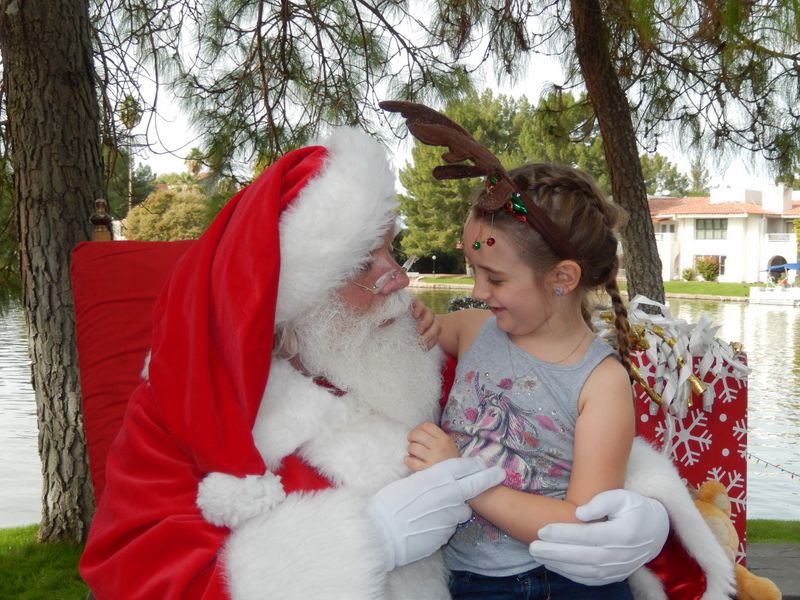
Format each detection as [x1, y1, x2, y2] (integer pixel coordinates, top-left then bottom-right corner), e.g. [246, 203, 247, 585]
[146, 127, 398, 479]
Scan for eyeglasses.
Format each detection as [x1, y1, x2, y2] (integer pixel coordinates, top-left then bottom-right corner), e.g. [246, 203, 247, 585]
[350, 255, 418, 294]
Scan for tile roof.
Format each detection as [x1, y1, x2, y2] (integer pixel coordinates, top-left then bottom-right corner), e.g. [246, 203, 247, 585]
[648, 196, 799, 217]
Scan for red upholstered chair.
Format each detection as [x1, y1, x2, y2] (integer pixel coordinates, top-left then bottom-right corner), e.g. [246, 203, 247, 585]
[71, 240, 194, 505]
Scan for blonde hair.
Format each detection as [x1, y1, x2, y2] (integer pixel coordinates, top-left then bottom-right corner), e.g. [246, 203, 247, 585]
[472, 163, 633, 377]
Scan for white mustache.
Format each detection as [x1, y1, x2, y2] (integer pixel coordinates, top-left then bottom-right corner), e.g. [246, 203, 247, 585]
[374, 290, 413, 323]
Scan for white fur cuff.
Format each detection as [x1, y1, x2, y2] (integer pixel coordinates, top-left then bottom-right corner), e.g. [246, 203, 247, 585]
[197, 471, 286, 528]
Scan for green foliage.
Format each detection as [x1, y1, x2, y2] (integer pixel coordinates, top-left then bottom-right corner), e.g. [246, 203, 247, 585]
[118, 94, 142, 131]
[688, 154, 711, 196]
[641, 154, 689, 196]
[125, 187, 211, 241]
[773, 132, 800, 186]
[682, 267, 697, 282]
[0, 525, 88, 600]
[103, 145, 156, 218]
[164, 0, 470, 171]
[154, 172, 201, 190]
[694, 257, 720, 282]
[517, 92, 611, 193]
[795, 218, 800, 255]
[185, 147, 204, 176]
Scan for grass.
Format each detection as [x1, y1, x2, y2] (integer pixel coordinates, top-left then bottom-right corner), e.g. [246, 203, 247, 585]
[0, 519, 796, 599]
[747, 520, 800, 544]
[657, 280, 751, 297]
[419, 276, 757, 298]
[0, 525, 88, 600]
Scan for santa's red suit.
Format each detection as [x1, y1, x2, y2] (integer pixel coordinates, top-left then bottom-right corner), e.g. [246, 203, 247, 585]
[80, 128, 734, 599]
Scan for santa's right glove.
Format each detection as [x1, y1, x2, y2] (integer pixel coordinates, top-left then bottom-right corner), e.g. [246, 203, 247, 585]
[367, 457, 504, 571]
[529, 488, 669, 585]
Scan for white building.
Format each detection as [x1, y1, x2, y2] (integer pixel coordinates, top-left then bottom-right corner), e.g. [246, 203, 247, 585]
[648, 184, 799, 283]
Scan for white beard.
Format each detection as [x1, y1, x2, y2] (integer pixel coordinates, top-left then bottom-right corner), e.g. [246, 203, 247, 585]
[234, 291, 451, 599]
[294, 290, 443, 428]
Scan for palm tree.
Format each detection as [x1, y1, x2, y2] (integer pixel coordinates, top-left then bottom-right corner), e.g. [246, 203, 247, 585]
[185, 147, 204, 176]
[119, 95, 142, 214]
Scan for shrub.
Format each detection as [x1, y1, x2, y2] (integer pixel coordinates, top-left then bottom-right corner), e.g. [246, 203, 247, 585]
[125, 188, 211, 241]
[695, 257, 719, 282]
[682, 267, 697, 281]
[447, 296, 487, 312]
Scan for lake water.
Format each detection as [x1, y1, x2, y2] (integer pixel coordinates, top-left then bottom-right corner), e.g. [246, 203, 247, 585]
[0, 304, 41, 528]
[1, 293, 798, 528]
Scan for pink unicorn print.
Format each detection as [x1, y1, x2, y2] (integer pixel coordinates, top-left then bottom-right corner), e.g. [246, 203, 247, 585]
[460, 376, 538, 490]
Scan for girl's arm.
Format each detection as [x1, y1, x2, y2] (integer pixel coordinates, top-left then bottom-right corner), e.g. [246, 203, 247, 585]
[437, 308, 491, 358]
[473, 356, 634, 543]
[407, 356, 634, 544]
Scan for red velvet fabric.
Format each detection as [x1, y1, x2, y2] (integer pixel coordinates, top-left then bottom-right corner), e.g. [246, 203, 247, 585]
[79, 145, 334, 599]
[644, 531, 707, 600]
[72, 239, 195, 504]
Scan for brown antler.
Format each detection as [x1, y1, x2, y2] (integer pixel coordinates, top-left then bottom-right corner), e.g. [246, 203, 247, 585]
[380, 100, 575, 259]
[379, 101, 513, 206]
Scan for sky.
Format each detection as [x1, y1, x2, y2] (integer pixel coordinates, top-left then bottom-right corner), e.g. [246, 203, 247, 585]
[138, 56, 779, 195]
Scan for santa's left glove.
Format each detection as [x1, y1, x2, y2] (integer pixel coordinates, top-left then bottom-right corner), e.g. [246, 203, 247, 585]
[529, 489, 669, 585]
[366, 457, 505, 571]
[197, 472, 286, 528]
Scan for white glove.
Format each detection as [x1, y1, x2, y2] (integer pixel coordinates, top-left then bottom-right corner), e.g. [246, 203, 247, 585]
[529, 489, 669, 585]
[367, 457, 505, 571]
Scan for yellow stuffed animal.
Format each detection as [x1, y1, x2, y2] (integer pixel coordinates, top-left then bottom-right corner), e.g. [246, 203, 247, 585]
[693, 480, 782, 600]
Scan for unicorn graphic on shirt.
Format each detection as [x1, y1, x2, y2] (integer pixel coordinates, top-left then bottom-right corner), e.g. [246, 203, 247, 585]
[458, 372, 539, 490]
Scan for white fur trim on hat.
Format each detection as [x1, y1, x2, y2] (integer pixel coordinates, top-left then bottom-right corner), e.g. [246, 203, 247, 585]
[275, 127, 398, 325]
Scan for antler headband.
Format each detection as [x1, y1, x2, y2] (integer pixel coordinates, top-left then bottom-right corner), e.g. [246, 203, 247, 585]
[379, 100, 576, 260]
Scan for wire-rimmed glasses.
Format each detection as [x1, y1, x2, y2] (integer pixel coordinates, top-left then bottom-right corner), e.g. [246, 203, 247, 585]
[350, 255, 418, 294]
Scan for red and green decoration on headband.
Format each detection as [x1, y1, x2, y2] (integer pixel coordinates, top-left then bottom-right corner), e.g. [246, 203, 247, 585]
[380, 100, 575, 260]
[471, 174, 530, 250]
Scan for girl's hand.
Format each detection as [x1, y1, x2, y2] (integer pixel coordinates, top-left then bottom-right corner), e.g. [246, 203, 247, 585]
[410, 298, 441, 351]
[405, 422, 460, 471]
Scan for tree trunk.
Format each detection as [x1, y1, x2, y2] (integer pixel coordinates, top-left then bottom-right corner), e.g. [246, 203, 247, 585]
[0, 0, 103, 542]
[569, 0, 665, 304]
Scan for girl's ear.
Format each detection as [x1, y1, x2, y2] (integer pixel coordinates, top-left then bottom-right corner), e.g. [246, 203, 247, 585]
[548, 260, 582, 295]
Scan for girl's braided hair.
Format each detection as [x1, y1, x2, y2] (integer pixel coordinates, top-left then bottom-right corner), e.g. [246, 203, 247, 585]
[474, 163, 633, 377]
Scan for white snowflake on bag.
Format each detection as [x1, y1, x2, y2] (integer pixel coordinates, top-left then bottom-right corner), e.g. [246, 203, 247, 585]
[656, 410, 713, 466]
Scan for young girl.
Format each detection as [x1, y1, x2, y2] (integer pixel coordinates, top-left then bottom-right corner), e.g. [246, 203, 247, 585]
[406, 163, 636, 599]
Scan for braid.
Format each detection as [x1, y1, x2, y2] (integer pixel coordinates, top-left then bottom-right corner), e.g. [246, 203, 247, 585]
[493, 164, 632, 377]
[605, 278, 634, 380]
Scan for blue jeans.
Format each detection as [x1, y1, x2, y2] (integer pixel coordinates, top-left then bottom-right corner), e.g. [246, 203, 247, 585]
[449, 567, 633, 600]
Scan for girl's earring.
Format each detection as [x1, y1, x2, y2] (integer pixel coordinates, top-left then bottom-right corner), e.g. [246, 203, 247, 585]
[554, 287, 565, 297]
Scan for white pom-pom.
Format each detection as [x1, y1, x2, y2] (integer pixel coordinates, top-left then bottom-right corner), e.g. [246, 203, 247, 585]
[197, 472, 286, 528]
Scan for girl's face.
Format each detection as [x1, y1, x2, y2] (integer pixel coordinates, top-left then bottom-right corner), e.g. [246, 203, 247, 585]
[463, 217, 554, 337]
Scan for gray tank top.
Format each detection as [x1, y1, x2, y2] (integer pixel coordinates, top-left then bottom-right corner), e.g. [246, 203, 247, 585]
[442, 316, 617, 576]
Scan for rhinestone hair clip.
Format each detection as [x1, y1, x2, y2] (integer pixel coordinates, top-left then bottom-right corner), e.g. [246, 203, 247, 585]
[380, 100, 576, 260]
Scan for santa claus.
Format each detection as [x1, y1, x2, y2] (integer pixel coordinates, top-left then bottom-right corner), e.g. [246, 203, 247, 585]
[80, 125, 729, 600]
[80, 127, 503, 599]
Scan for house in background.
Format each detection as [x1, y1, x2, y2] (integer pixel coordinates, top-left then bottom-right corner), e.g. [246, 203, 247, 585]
[647, 184, 800, 283]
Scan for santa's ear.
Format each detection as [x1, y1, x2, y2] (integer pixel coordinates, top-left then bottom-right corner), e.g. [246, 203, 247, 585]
[547, 260, 582, 295]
